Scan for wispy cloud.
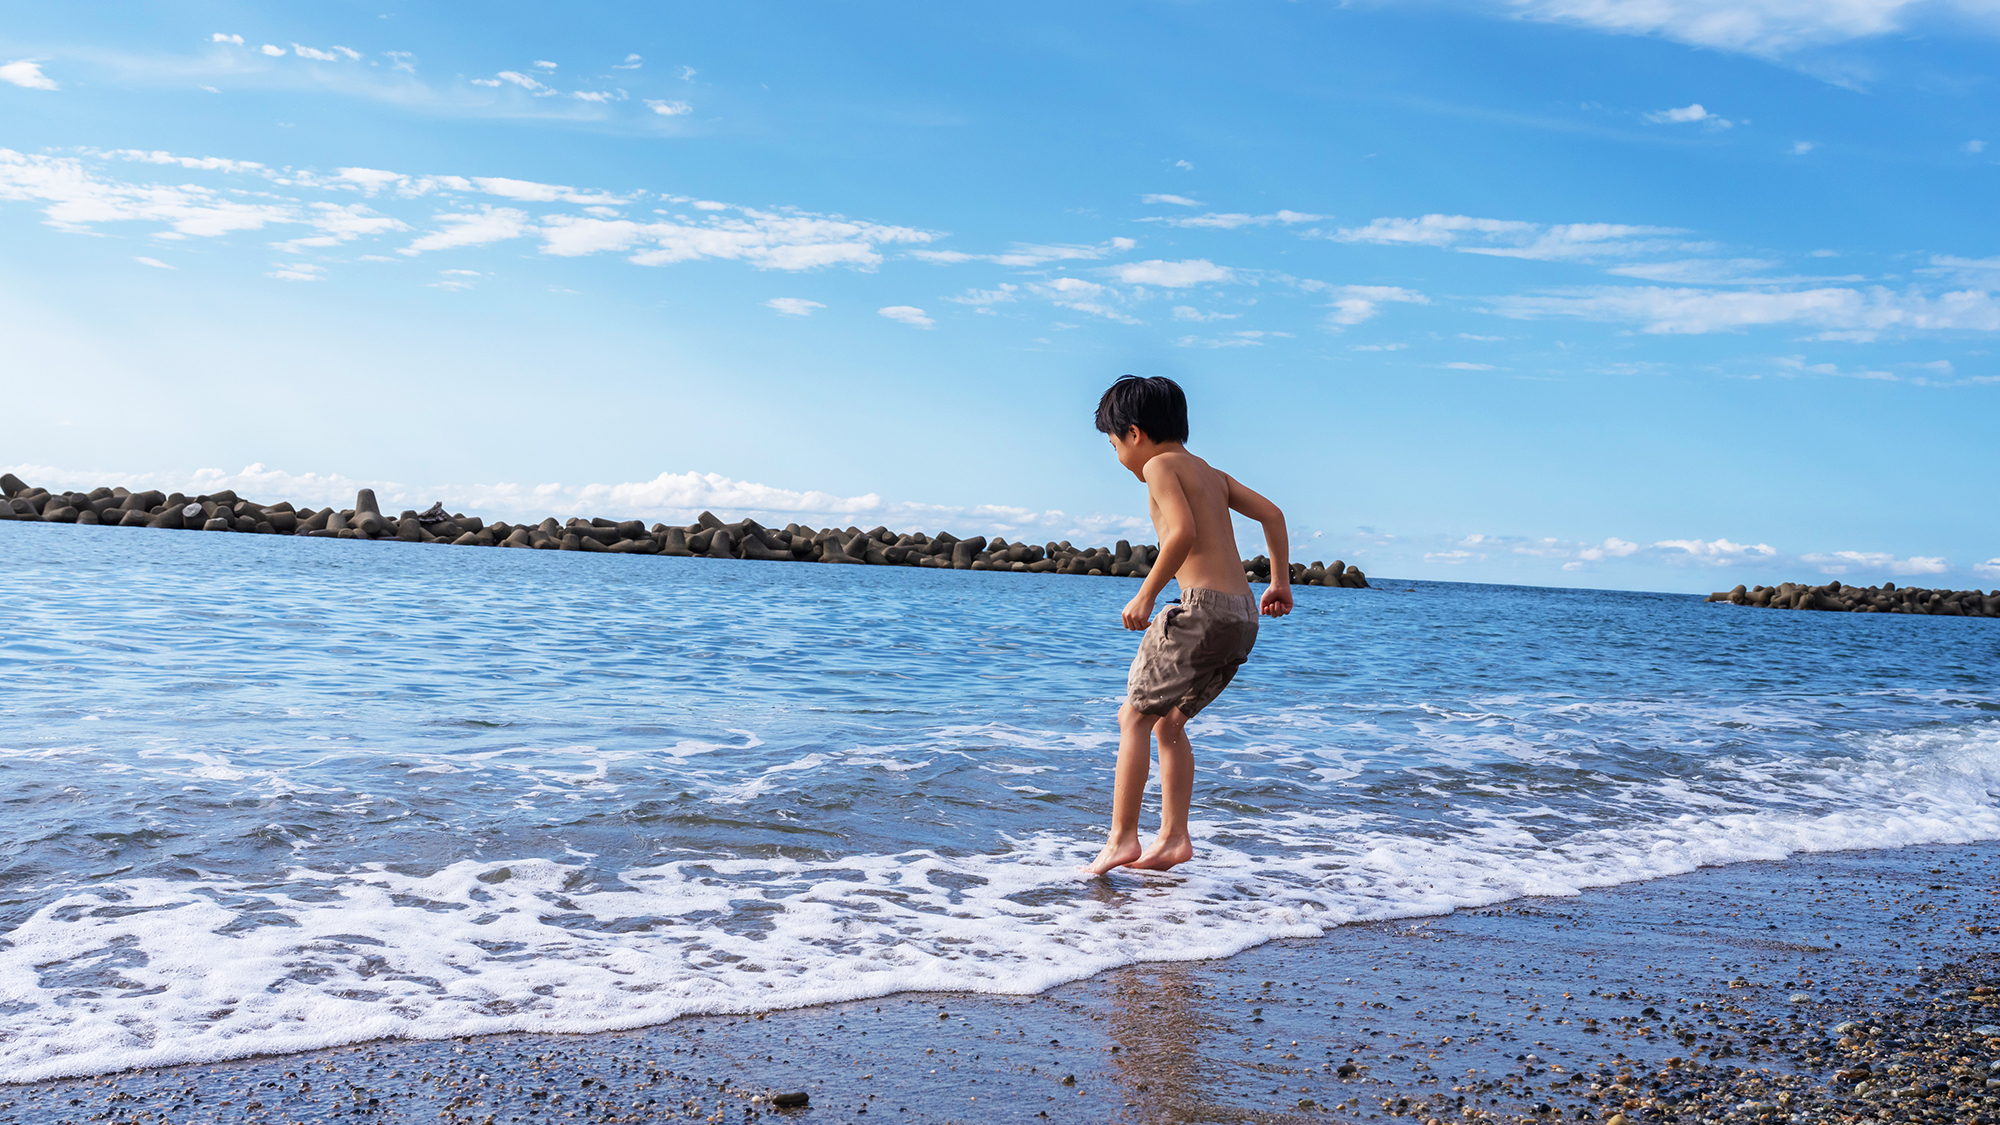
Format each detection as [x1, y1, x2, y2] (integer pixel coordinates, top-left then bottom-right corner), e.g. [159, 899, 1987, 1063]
[1643, 102, 1732, 128]
[1110, 258, 1234, 287]
[909, 237, 1135, 267]
[1501, 0, 1940, 57]
[1140, 193, 1201, 207]
[1327, 213, 1695, 261]
[1325, 284, 1429, 326]
[878, 305, 934, 328]
[1143, 209, 1321, 230]
[1491, 284, 2000, 338]
[764, 297, 824, 316]
[645, 99, 692, 116]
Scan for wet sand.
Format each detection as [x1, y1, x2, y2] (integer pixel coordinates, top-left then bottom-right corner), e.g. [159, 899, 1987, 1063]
[9, 841, 2000, 1124]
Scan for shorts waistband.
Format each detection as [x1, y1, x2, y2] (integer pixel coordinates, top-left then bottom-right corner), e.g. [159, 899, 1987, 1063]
[1177, 587, 1259, 610]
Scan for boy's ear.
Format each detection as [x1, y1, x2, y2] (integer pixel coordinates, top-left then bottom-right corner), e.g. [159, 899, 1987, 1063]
[1123, 424, 1146, 445]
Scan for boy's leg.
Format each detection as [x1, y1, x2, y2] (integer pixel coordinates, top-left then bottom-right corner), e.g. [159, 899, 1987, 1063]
[1083, 702, 1157, 874]
[1129, 707, 1196, 871]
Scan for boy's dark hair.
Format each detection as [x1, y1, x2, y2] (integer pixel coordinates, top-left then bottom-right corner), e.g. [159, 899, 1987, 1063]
[1094, 375, 1189, 444]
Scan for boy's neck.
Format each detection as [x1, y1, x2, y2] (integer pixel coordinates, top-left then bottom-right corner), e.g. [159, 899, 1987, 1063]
[1131, 437, 1185, 465]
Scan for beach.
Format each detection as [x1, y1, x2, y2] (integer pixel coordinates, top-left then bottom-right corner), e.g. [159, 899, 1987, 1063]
[2, 521, 1997, 1121]
[8, 839, 1998, 1123]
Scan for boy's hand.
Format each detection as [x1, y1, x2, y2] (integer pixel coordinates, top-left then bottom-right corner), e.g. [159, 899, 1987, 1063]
[1260, 583, 1294, 618]
[1122, 593, 1155, 631]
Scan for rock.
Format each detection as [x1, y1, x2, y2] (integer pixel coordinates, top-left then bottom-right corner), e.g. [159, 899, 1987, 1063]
[76, 509, 101, 526]
[0, 472, 26, 496]
[770, 1092, 809, 1108]
[1790, 993, 1812, 1003]
[502, 528, 533, 548]
[41, 505, 78, 523]
[658, 527, 694, 557]
[697, 510, 725, 531]
[354, 489, 382, 517]
[607, 538, 655, 554]
[707, 528, 737, 559]
[146, 507, 185, 530]
[201, 517, 232, 531]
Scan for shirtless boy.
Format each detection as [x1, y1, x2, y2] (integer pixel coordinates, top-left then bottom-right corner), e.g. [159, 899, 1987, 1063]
[1083, 375, 1292, 876]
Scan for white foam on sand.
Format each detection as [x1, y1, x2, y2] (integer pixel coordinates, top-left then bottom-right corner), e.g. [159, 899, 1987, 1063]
[3, 721, 1998, 1083]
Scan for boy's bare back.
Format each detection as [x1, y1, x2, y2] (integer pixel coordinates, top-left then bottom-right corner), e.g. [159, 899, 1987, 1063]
[1139, 450, 1253, 600]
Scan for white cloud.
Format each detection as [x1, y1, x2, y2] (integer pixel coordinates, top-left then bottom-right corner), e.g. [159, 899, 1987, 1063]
[259, 45, 286, 57]
[134, 256, 174, 269]
[211, 34, 244, 45]
[1576, 537, 1641, 560]
[1329, 213, 1691, 261]
[1325, 284, 1429, 326]
[1965, 139, 1988, 153]
[1, 148, 937, 278]
[1651, 537, 1777, 564]
[1111, 258, 1234, 287]
[0, 148, 294, 237]
[945, 284, 1019, 306]
[1789, 140, 1815, 155]
[0, 60, 58, 90]
[398, 206, 532, 254]
[267, 262, 324, 282]
[908, 237, 1135, 268]
[293, 45, 339, 62]
[1425, 550, 1480, 564]
[614, 54, 642, 69]
[765, 297, 824, 316]
[1141, 193, 1201, 206]
[1800, 550, 1950, 575]
[646, 99, 693, 116]
[533, 60, 558, 70]
[1174, 159, 1194, 171]
[1145, 210, 1322, 230]
[1502, 0, 1954, 57]
[1171, 305, 1238, 322]
[1492, 284, 2000, 337]
[539, 207, 932, 271]
[1459, 333, 1505, 341]
[386, 51, 416, 73]
[1976, 558, 2000, 577]
[1351, 342, 1405, 350]
[573, 90, 622, 103]
[1644, 102, 1732, 127]
[1171, 333, 1270, 349]
[333, 46, 361, 61]
[1443, 361, 1497, 370]
[677, 66, 698, 81]
[878, 305, 934, 328]
[104, 149, 267, 173]
[495, 71, 555, 94]
[1031, 277, 1142, 323]
[1773, 355, 1897, 381]
[1604, 257, 1788, 283]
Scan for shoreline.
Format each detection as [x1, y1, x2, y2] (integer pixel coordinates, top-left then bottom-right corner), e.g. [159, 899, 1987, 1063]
[11, 840, 1999, 1123]
[0, 475, 1375, 590]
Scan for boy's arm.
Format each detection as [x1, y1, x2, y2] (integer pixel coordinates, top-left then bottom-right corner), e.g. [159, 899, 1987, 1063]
[1226, 475, 1293, 618]
[1121, 461, 1196, 630]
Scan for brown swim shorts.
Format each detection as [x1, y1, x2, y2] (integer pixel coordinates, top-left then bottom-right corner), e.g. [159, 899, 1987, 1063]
[1126, 587, 1260, 719]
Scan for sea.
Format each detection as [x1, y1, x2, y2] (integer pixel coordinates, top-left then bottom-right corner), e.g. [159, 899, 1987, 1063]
[3, 522, 1997, 1083]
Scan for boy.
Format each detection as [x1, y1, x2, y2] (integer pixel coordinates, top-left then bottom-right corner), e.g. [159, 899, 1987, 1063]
[1083, 375, 1292, 875]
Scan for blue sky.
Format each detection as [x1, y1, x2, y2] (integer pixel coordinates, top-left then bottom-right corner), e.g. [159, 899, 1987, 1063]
[2, 0, 1997, 593]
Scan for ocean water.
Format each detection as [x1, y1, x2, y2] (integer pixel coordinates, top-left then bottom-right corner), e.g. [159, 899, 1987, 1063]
[3, 522, 1998, 1083]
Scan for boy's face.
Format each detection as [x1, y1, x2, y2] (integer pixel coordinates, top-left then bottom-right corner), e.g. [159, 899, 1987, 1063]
[1108, 425, 1150, 480]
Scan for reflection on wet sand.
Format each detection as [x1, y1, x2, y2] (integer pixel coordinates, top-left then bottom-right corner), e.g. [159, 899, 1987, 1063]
[1107, 960, 1231, 1122]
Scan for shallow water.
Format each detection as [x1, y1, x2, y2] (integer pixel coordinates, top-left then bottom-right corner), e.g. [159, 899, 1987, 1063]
[2, 522, 1997, 1081]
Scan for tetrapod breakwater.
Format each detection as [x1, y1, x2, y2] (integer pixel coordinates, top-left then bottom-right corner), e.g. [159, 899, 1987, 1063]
[0, 473, 1375, 589]
[1706, 581, 1999, 617]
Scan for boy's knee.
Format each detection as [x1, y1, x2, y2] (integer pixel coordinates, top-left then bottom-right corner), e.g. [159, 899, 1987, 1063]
[1157, 707, 1189, 733]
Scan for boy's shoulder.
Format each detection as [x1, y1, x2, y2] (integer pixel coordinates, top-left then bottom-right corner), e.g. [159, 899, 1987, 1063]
[1145, 448, 1228, 485]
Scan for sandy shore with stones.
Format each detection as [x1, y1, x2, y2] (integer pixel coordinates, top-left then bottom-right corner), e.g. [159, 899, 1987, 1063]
[10, 841, 1999, 1124]
[0, 475, 1373, 590]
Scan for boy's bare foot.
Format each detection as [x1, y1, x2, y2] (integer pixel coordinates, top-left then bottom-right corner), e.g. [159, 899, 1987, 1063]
[1127, 835, 1194, 871]
[1082, 838, 1143, 875]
